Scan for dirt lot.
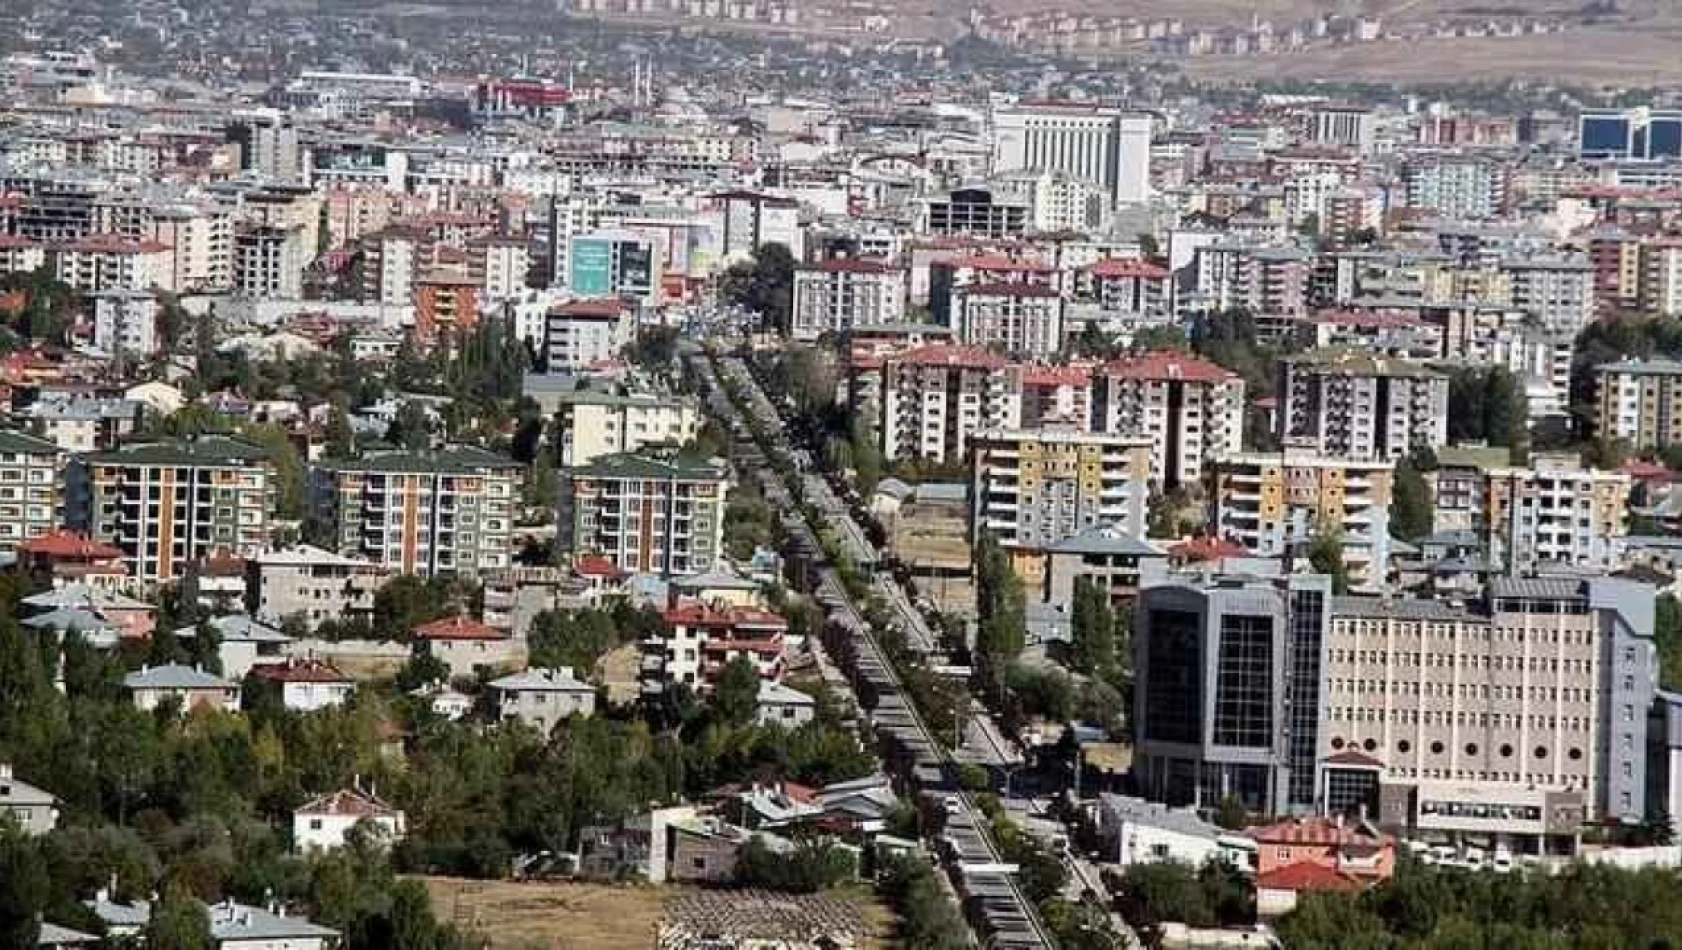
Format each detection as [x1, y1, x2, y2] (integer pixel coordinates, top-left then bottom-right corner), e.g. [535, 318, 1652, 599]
[420, 878, 666, 949]
[418, 877, 896, 949]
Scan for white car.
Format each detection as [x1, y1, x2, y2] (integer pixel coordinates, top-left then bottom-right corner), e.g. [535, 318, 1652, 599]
[942, 796, 962, 815]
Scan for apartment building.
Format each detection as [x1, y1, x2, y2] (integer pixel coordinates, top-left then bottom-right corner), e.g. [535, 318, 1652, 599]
[1502, 255, 1595, 336]
[1325, 578, 1655, 852]
[1092, 351, 1244, 489]
[876, 344, 1021, 466]
[233, 224, 306, 300]
[91, 289, 159, 358]
[543, 297, 635, 372]
[990, 103, 1153, 207]
[467, 235, 531, 303]
[413, 269, 481, 343]
[1078, 257, 1171, 318]
[643, 602, 788, 696]
[0, 430, 66, 553]
[247, 544, 390, 631]
[0, 235, 47, 274]
[1484, 454, 1628, 576]
[1211, 452, 1394, 590]
[561, 448, 728, 577]
[53, 235, 172, 292]
[714, 191, 802, 261]
[1595, 357, 1682, 451]
[554, 389, 700, 467]
[567, 230, 661, 306]
[1133, 572, 1335, 815]
[76, 437, 275, 585]
[1191, 244, 1311, 317]
[1278, 350, 1449, 462]
[311, 447, 520, 578]
[1399, 157, 1506, 220]
[953, 283, 1066, 357]
[790, 259, 907, 340]
[970, 427, 1152, 591]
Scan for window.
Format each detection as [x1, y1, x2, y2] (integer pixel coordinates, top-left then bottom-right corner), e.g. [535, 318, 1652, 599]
[309, 819, 323, 830]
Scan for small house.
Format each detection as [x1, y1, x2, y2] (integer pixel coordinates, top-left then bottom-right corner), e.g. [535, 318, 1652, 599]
[249, 657, 354, 711]
[292, 786, 406, 853]
[489, 667, 598, 731]
[756, 680, 816, 728]
[0, 763, 58, 835]
[122, 664, 241, 713]
[411, 615, 522, 678]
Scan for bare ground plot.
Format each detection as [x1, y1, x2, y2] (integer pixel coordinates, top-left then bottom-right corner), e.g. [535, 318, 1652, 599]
[418, 878, 895, 950]
[1175, 26, 1682, 84]
[420, 878, 666, 950]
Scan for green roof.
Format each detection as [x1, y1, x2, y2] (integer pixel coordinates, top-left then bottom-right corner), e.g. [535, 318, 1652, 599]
[318, 445, 521, 474]
[84, 436, 271, 467]
[0, 429, 63, 456]
[571, 451, 726, 481]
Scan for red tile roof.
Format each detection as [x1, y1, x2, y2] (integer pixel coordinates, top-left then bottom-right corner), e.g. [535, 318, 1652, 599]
[1255, 861, 1363, 893]
[1101, 351, 1235, 384]
[1247, 816, 1390, 849]
[1020, 364, 1092, 387]
[1309, 309, 1427, 328]
[962, 281, 1061, 298]
[801, 257, 899, 274]
[1169, 536, 1249, 561]
[59, 234, 170, 254]
[663, 603, 789, 631]
[412, 615, 508, 641]
[551, 298, 629, 318]
[574, 554, 629, 578]
[250, 657, 351, 684]
[18, 529, 123, 560]
[939, 253, 1055, 273]
[892, 344, 1008, 370]
[1322, 749, 1385, 769]
[1086, 257, 1169, 279]
[295, 788, 399, 818]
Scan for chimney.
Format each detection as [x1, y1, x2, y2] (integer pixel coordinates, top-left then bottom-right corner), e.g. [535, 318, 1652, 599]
[0, 764, 11, 781]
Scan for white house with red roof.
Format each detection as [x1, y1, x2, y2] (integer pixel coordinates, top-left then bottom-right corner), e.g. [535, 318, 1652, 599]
[543, 297, 634, 372]
[791, 257, 908, 340]
[412, 614, 524, 679]
[292, 784, 406, 853]
[250, 656, 354, 711]
[52, 234, 174, 293]
[16, 529, 129, 590]
[877, 343, 1020, 464]
[643, 602, 788, 696]
[1078, 257, 1170, 317]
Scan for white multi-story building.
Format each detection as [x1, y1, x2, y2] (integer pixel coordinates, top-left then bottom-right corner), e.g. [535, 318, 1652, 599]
[1279, 350, 1449, 462]
[469, 235, 531, 303]
[1502, 254, 1595, 336]
[310, 447, 520, 578]
[53, 235, 172, 292]
[991, 103, 1153, 207]
[1092, 351, 1245, 489]
[91, 288, 159, 357]
[542, 297, 634, 371]
[1485, 454, 1628, 575]
[876, 344, 1021, 465]
[555, 389, 700, 467]
[1401, 156, 1506, 219]
[0, 235, 47, 274]
[1310, 106, 1377, 153]
[0, 430, 65, 553]
[714, 190, 803, 260]
[954, 283, 1065, 357]
[791, 259, 907, 340]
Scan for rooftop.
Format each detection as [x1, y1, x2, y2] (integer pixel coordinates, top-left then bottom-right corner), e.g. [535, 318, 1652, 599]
[84, 436, 272, 469]
[122, 663, 237, 691]
[412, 615, 508, 641]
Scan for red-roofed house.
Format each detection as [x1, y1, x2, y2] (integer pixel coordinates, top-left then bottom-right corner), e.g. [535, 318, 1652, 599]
[17, 529, 128, 589]
[877, 344, 1020, 464]
[1254, 860, 1363, 915]
[544, 297, 634, 372]
[643, 602, 789, 696]
[412, 614, 522, 678]
[792, 258, 908, 340]
[250, 656, 355, 711]
[292, 785, 406, 853]
[1079, 257, 1170, 317]
[1247, 815, 1395, 884]
[929, 253, 1059, 328]
[1094, 352, 1245, 489]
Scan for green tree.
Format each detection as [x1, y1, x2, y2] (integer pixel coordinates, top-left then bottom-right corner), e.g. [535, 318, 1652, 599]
[1307, 526, 1351, 595]
[144, 882, 213, 950]
[718, 243, 796, 332]
[0, 823, 46, 949]
[241, 422, 306, 519]
[713, 656, 760, 728]
[1657, 594, 1682, 692]
[1070, 577, 1118, 682]
[1390, 456, 1433, 543]
[386, 402, 433, 451]
[974, 535, 1026, 697]
[325, 401, 357, 460]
